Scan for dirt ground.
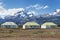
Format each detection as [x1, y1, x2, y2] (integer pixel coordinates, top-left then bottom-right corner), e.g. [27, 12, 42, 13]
[0, 28, 60, 40]
[0, 37, 60, 40]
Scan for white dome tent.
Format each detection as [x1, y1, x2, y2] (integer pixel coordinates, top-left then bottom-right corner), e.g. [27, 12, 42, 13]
[23, 22, 40, 29]
[1, 22, 18, 28]
[41, 22, 57, 28]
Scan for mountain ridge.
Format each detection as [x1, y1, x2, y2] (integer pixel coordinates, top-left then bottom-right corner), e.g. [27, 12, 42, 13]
[0, 9, 60, 25]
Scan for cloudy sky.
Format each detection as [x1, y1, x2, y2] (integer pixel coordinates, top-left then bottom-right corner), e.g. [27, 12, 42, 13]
[0, 0, 60, 18]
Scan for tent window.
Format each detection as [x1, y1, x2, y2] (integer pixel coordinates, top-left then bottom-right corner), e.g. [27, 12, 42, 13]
[5, 25, 11, 28]
[51, 25, 56, 28]
[30, 26, 34, 28]
[46, 25, 51, 28]
[26, 25, 40, 28]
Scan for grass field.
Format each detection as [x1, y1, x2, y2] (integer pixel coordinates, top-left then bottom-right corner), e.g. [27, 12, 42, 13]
[0, 28, 60, 40]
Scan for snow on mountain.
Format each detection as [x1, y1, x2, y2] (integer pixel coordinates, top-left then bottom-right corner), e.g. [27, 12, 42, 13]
[39, 9, 60, 25]
[41, 9, 60, 18]
[0, 5, 25, 19]
[7, 8, 24, 16]
[14, 10, 35, 18]
[0, 6, 35, 19]
[27, 11, 35, 17]
[0, 8, 60, 25]
[56, 9, 60, 12]
[49, 9, 60, 16]
[1, 9, 36, 24]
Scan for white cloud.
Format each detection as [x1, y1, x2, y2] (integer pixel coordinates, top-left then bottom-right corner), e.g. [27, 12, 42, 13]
[36, 7, 43, 10]
[0, 7, 24, 16]
[7, 8, 24, 16]
[56, 9, 60, 12]
[43, 5, 48, 9]
[26, 4, 48, 10]
[26, 4, 40, 9]
[0, 2, 7, 18]
[0, 2, 25, 19]
[0, 1, 36, 19]
[0, 2, 49, 19]
[0, 2, 4, 8]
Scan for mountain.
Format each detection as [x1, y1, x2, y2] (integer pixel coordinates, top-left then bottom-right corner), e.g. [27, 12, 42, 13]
[40, 9, 60, 25]
[1, 10, 36, 25]
[0, 9, 60, 25]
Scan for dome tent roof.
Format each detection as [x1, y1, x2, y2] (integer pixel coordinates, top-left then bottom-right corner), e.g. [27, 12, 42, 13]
[24, 22, 40, 26]
[1, 22, 17, 25]
[42, 22, 57, 26]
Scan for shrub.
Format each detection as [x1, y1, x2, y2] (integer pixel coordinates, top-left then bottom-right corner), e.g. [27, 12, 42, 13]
[9, 30, 13, 33]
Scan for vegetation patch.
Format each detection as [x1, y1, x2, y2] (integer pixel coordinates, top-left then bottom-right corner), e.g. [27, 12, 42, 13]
[33, 31, 44, 34]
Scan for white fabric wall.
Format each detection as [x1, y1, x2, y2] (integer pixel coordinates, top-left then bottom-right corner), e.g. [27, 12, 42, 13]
[41, 26, 46, 28]
[23, 25, 25, 29]
[1, 25, 18, 28]
[23, 25, 40, 29]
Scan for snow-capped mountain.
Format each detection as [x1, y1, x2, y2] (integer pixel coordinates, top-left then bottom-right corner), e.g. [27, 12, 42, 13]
[40, 9, 60, 18]
[0, 9, 36, 25]
[40, 9, 60, 25]
[48, 9, 60, 16]
[0, 9, 60, 25]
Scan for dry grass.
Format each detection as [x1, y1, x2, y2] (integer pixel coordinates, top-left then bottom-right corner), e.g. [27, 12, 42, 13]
[0, 28, 60, 40]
